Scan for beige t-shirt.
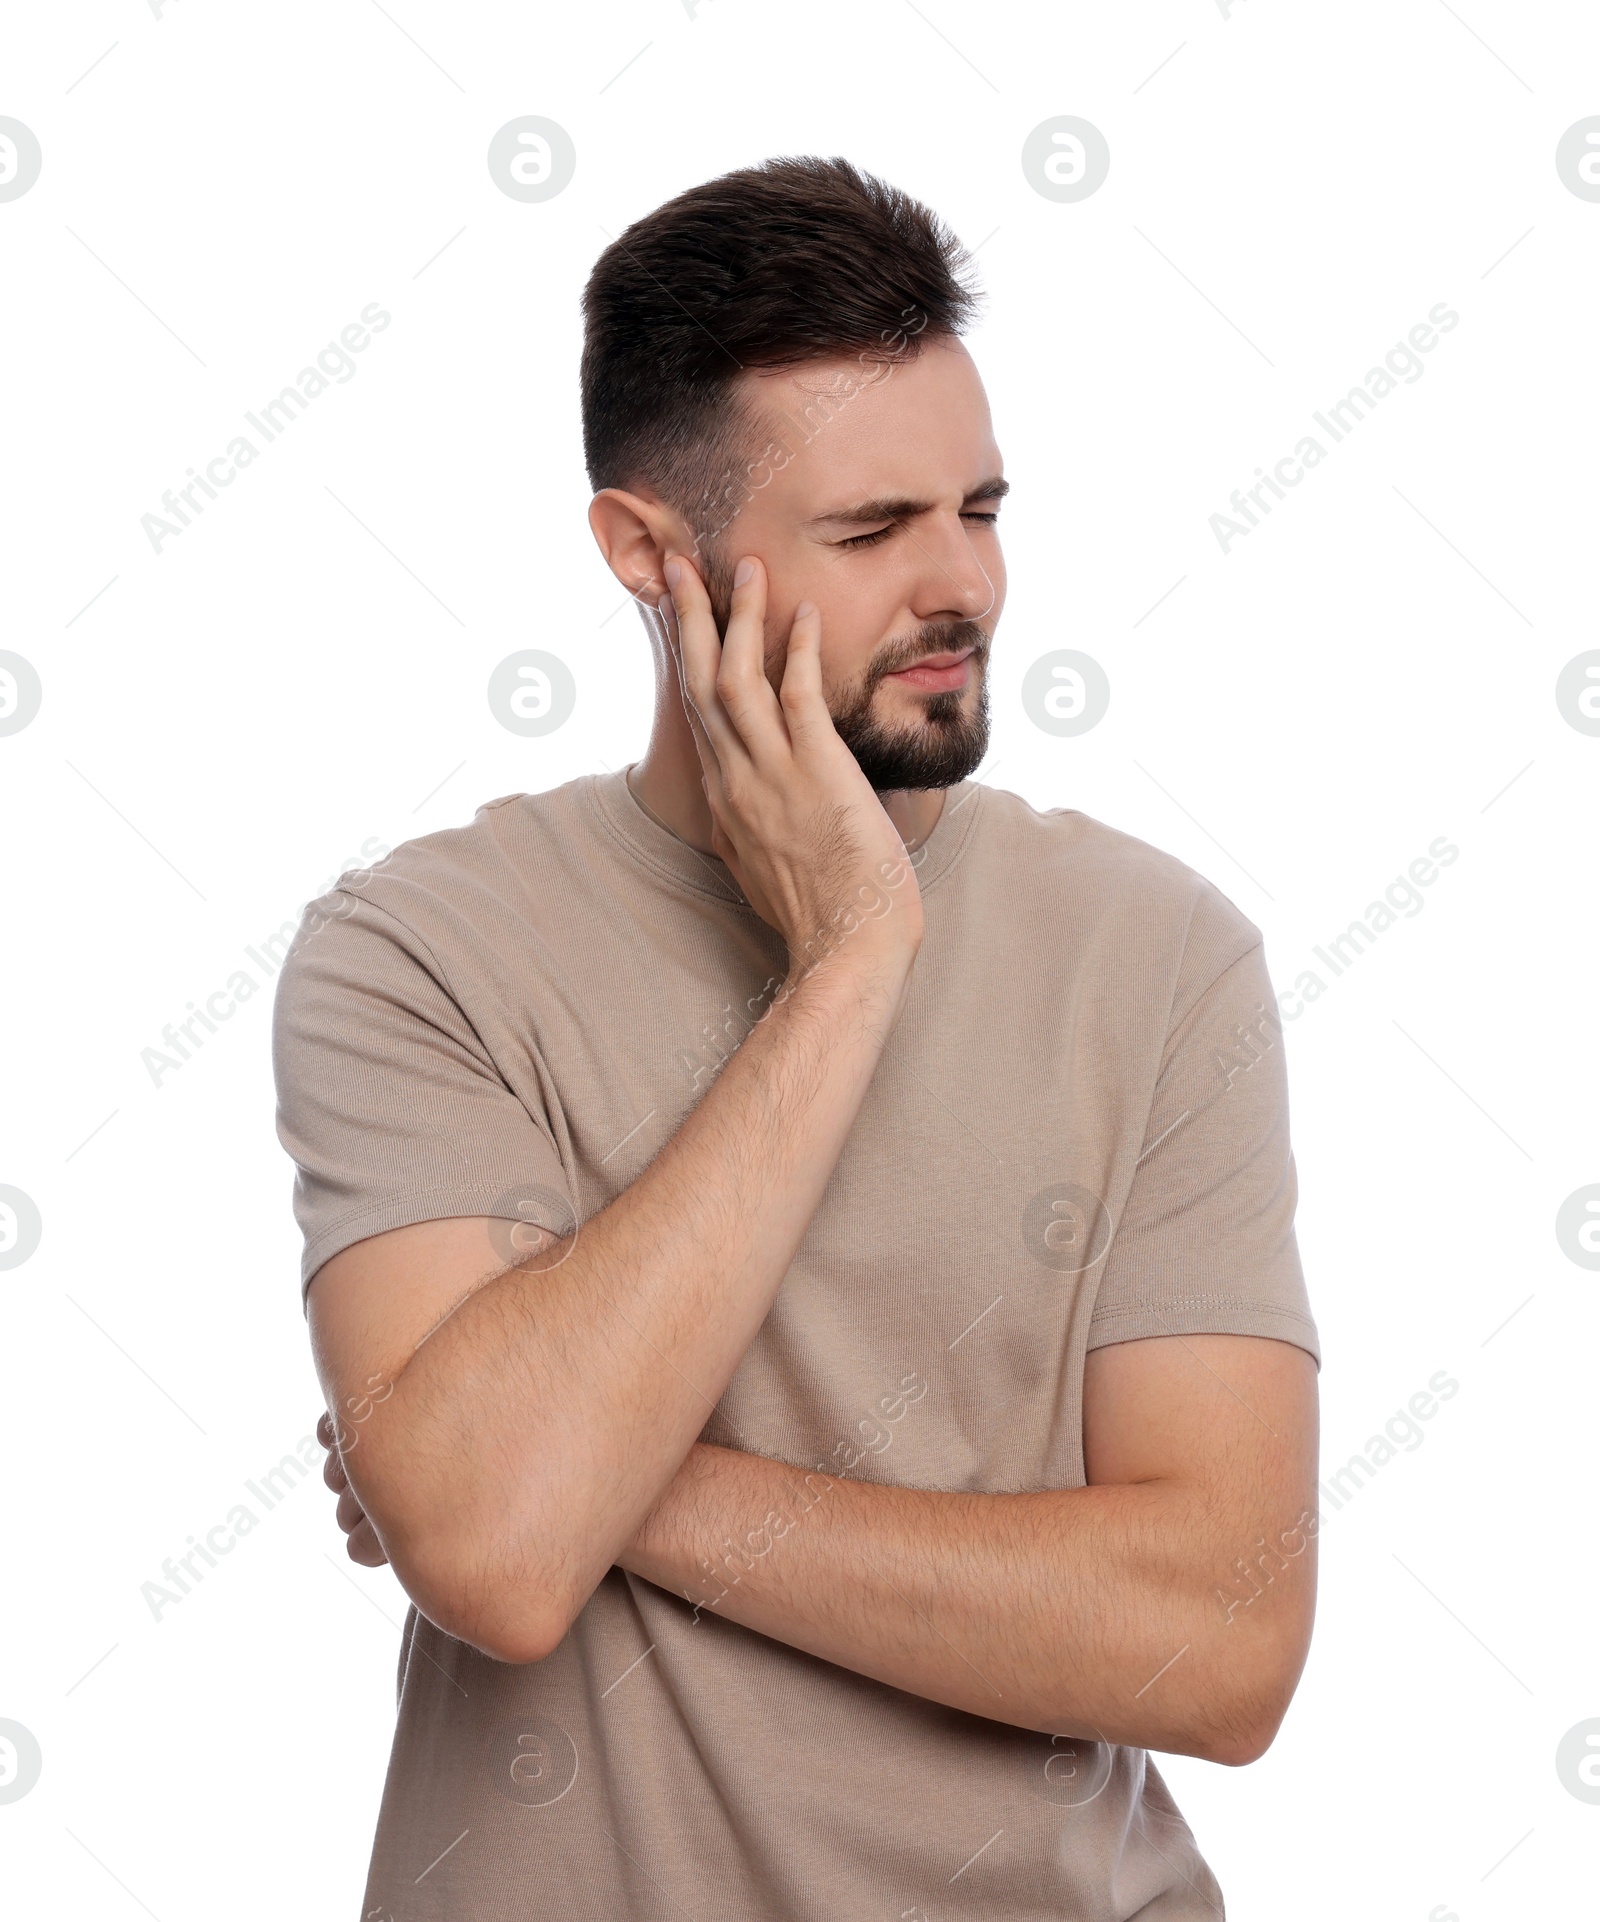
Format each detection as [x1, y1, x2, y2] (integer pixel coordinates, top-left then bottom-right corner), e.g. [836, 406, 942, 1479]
[272, 766, 1318, 1921]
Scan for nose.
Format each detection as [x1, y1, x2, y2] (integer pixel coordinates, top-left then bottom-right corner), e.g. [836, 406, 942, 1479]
[908, 512, 999, 625]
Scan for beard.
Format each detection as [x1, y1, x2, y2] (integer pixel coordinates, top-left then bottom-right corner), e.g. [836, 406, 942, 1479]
[826, 619, 993, 792]
[702, 559, 992, 795]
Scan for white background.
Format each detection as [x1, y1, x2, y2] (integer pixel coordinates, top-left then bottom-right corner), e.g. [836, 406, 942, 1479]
[3, 1, 1597, 1916]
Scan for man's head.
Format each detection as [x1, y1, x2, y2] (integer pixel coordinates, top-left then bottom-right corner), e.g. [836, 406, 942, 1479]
[583, 156, 1004, 792]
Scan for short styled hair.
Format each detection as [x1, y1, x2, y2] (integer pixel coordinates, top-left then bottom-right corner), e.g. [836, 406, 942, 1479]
[580, 155, 982, 578]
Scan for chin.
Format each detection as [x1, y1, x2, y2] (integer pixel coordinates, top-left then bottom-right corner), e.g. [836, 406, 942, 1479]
[853, 713, 991, 792]
[829, 664, 992, 792]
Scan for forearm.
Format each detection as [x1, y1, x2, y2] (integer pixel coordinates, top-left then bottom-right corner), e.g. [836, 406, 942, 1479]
[618, 1443, 1315, 1763]
[358, 932, 917, 1660]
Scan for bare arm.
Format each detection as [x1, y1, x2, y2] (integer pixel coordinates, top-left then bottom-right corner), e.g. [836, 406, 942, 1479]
[308, 554, 922, 1665]
[616, 1334, 1319, 1765]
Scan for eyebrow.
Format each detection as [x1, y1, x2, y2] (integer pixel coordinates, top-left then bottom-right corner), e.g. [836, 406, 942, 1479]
[804, 474, 1010, 528]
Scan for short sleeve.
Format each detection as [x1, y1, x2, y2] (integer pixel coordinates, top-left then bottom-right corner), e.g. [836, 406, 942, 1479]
[271, 890, 576, 1302]
[1087, 939, 1320, 1365]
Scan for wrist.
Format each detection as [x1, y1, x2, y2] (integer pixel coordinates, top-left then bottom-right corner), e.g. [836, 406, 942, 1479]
[618, 1444, 715, 1587]
[780, 895, 921, 999]
[778, 937, 917, 1020]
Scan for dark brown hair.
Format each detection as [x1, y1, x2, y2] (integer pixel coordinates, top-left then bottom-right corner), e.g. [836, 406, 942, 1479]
[580, 155, 982, 577]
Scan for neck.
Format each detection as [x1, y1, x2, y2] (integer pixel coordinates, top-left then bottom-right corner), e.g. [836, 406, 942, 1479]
[626, 678, 949, 858]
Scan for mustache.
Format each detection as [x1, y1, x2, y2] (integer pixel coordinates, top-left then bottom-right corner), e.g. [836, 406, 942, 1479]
[752, 618, 993, 703]
[867, 620, 991, 687]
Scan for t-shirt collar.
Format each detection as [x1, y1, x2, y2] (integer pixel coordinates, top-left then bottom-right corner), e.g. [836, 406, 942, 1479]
[588, 763, 983, 908]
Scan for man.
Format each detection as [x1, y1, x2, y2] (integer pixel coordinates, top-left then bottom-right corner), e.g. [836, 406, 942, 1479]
[275, 154, 1320, 1920]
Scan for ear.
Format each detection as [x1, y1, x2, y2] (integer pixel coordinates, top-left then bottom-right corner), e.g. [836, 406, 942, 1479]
[589, 487, 690, 607]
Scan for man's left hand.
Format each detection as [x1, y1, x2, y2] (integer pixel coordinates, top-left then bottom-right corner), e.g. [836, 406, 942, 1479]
[318, 1410, 390, 1567]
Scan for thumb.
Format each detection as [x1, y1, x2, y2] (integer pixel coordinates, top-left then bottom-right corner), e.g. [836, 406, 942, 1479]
[707, 815, 749, 896]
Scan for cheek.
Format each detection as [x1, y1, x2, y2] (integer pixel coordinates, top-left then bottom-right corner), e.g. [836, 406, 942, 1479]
[778, 581, 886, 680]
[822, 612, 896, 698]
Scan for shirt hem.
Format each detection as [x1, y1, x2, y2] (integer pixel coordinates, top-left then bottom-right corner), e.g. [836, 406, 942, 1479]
[299, 1178, 574, 1299]
[1086, 1299, 1321, 1366]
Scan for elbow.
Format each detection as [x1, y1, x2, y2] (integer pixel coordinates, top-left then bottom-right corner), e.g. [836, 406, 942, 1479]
[346, 1443, 580, 1664]
[1197, 1717, 1279, 1769]
[417, 1573, 571, 1667]
[465, 1614, 568, 1667]
[437, 1561, 574, 1666]
[1190, 1598, 1314, 1766]
[385, 1527, 574, 1667]
[1191, 1672, 1299, 1768]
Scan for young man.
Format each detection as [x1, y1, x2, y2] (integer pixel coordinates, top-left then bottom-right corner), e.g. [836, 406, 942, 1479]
[275, 155, 1320, 1920]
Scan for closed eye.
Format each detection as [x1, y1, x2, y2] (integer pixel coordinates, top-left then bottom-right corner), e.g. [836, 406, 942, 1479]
[836, 511, 1001, 551]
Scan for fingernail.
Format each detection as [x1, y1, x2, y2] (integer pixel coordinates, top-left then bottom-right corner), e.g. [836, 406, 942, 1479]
[734, 557, 754, 587]
[795, 600, 817, 619]
[664, 557, 682, 588]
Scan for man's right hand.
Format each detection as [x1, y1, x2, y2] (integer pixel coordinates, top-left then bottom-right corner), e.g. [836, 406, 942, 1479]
[303, 555, 931, 1667]
[660, 551, 925, 976]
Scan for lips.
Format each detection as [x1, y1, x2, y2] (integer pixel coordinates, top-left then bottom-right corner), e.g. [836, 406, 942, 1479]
[885, 646, 977, 692]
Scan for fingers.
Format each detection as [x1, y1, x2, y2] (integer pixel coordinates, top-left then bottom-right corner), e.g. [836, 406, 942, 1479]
[334, 1463, 388, 1565]
[346, 1517, 389, 1568]
[661, 549, 761, 772]
[656, 586, 721, 788]
[704, 556, 790, 762]
[320, 1403, 388, 1565]
[662, 553, 751, 777]
[320, 1410, 348, 1492]
[777, 600, 831, 745]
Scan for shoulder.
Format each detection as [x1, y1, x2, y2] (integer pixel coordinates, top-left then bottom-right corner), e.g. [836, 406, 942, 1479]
[967, 785, 1266, 1014]
[973, 785, 1260, 946]
[357, 779, 591, 900]
[296, 780, 593, 937]
[271, 779, 599, 1007]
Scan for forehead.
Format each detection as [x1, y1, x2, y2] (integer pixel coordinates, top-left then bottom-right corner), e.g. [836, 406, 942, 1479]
[736, 336, 1000, 517]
